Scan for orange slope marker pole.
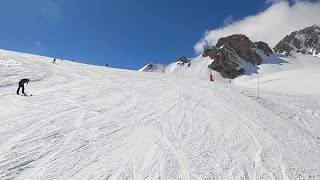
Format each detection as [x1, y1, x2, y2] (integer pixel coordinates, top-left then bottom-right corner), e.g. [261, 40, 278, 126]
[210, 68, 214, 81]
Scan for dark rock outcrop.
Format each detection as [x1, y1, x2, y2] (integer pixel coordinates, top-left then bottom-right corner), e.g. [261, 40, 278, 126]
[205, 34, 267, 79]
[177, 56, 189, 63]
[202, 49, 211, 57]
[147, 64, 154, 69]
[254, 41, 273, 56]
[210, 45, 245, 78]
[216, 34, 262, 65]
[176, 56, 190, 66]
[274, 25, 320, 55]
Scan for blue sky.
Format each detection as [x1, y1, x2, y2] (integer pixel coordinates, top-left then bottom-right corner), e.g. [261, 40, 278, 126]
[0, 0, 318, 70]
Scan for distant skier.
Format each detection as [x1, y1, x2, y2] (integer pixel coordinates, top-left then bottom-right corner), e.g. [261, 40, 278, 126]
[53, 58, 56, 63]
[17, 79, 30, 95]
[106, 64, 108, 67]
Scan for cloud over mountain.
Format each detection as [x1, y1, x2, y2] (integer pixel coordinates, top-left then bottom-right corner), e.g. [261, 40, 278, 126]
[194, 0, 320, 54]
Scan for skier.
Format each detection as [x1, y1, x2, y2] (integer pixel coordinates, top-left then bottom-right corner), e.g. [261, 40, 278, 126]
[106, 64, 108, 67]
[17, 79, 30, 95]
[53, 58, 56, 63]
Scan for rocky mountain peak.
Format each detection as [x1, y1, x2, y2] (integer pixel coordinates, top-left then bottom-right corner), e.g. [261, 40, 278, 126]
[140, 26, 320, 80]
[177, 56, 190, 64]
[274, 25, 320, 55]
[203, 34, 272, 78]
[216, 34, 263, 65]
[216, 34, 255, 48]
[254, 41, 273, 56]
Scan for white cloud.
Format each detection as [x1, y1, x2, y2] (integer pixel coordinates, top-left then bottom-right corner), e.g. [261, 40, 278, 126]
[41, 0, 62, 23]
[194, 0, 320, 54]
[265, 0, 288, 4]
[223, 16, 234, 27]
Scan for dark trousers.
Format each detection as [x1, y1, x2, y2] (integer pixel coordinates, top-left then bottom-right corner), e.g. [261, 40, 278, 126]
[17, 85, 25, 94]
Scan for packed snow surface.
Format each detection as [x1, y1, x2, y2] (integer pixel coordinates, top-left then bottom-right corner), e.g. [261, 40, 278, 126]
[1, 49, 320, 179]
[234, 53, 320, 96]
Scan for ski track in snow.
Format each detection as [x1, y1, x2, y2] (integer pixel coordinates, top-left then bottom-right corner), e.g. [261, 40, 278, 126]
[0, 49, 320, 179]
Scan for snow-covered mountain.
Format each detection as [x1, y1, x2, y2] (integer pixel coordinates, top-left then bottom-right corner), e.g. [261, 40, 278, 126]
[1, 49, 320, 179]
[140, 34, 274, 79]
[140, 26, 320, 81]
[274, 25, 320, 56]
[139, 48, 320, 96]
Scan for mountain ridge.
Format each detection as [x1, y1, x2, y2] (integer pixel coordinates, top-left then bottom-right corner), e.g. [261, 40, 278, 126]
[274, 25, 320, 56]
[140, 25, 320, 80]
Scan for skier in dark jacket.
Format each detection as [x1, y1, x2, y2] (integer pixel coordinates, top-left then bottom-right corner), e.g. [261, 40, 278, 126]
[17, 79, 30, 95]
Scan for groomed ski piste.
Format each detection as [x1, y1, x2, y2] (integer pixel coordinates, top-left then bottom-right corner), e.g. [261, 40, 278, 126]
[1, 49, 320, 179]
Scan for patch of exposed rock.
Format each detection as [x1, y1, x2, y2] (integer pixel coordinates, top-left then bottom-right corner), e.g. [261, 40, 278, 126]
[209, 45, 245, 79]
[255, 41, 273, 56]
[146, 64, 154, 69]
[203, 34, 270, 78]
[274, 25, 320, 55]
[176, 56, 190, 66]
[216, 34, 262, 65]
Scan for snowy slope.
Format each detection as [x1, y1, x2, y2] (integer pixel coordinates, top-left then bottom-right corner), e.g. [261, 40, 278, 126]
[140, 55, 228, 82]
[141, 49, 320, 96]
[234, 52, 320, 96]
[1, 49, 320, 179]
